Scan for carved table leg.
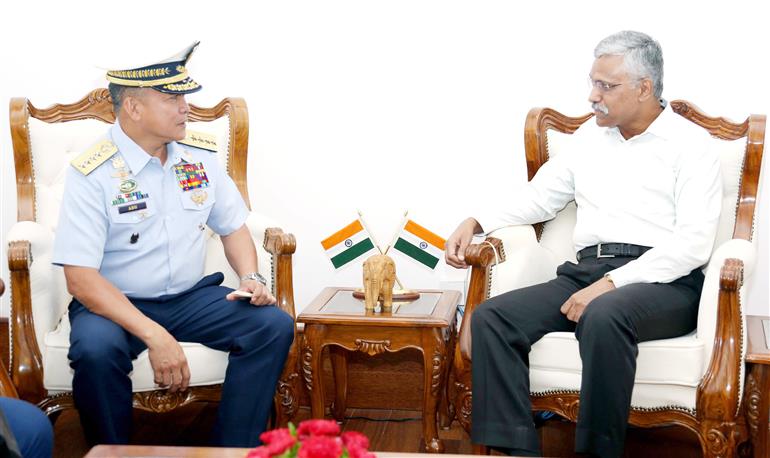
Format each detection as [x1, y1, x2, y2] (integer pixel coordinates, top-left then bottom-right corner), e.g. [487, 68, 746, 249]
[421, 328, 446, 453]
[439, 321, 457, 429]
[302, 325, 327, 419]
[330, 346, 348, 422]
[746, 362, 770, 457]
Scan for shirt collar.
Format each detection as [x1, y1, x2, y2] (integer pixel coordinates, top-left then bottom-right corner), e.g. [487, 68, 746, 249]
[605, 98, 676, 142]
[109, 121, 185, 173]
[640, 99, 677, 140]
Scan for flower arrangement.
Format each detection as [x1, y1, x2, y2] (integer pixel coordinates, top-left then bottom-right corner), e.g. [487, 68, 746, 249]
[247, 419, 376, 458]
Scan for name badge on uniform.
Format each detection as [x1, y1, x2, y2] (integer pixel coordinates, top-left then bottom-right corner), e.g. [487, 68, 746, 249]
[112, 191, 150, 206]
[118, 201, 147, 214]
[174, 162, 210, 191]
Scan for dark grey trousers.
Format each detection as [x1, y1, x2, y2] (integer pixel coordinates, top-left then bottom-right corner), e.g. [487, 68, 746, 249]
[470, 256, 703, 458]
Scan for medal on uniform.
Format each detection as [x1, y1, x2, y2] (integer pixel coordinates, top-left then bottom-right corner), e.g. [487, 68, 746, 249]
[111, 169, 131, 179]
[111, 156, 126, 169]
[191, 189, 208, 206]
[119, 179, 138, 193]
[174, 162, 210, 191]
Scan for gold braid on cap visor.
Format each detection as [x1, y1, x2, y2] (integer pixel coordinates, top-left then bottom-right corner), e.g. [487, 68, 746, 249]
[106, 70, 189, 87]
[162, 80, 200, 92]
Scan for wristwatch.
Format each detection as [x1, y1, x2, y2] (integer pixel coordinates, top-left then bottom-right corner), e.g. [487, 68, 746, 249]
[241, 272, 267, 286]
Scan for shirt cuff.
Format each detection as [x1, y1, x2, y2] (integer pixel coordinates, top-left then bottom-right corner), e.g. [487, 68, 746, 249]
[605, 264, 640, 288]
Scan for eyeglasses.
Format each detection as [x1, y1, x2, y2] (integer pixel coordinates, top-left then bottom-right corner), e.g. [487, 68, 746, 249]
[588, 77, 625, 93]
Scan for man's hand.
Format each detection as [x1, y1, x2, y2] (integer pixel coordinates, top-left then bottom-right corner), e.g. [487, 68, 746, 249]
[226, 280, 276, 306]
[560, 276, 615, 322]
[445, 218, 483, 269]
[145, 326, 190, 393]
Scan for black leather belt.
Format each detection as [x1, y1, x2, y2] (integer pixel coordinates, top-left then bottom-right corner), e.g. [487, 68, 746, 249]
[576, 243, 652, 261]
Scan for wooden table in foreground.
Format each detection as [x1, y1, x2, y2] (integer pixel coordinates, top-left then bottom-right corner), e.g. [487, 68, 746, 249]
[85, 445, 477, 457]
[746, 315, 770, 457]
[297, 287, 461, 453]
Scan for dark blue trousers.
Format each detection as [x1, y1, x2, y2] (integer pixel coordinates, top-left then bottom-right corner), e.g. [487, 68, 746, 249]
[67, 272, 294, 447]
[0, 397, 53, 458]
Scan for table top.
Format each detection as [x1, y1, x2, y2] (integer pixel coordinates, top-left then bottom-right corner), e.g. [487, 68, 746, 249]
[747, 315, 770, 365]
[85, 445, 478, 457]
[85, 445, 250, 457]
[297, 287, 461, 328]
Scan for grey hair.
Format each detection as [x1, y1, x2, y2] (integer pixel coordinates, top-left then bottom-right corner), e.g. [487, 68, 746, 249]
[108, 83, 141, 113]
[594, 31, 664, 98]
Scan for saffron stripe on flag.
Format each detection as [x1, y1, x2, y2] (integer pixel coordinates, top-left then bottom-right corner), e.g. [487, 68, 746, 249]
[331, 238, 375, 268]
[404, 220, 446, 250]
[321, 220, 365, 250]
[394, 237, 440, 269]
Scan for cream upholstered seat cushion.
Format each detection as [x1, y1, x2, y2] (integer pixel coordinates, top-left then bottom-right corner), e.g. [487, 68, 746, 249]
[485, 127, 752, 411]
[11, 115, 275, 393]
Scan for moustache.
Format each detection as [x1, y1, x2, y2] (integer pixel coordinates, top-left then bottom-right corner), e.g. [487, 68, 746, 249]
[592, 103, 609, 116]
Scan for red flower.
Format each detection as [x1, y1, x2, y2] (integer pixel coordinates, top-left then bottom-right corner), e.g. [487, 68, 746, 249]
[341, 431, 369, 450]
[246, 420, 373, 458]
[296, 419, 341, 438]
[260, 428, 297, 455]
[297, 435, 343, 458]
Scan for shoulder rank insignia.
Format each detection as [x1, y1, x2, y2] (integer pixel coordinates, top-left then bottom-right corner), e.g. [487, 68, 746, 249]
[179, 130, 217, 152]
[71, 140, 119, 175]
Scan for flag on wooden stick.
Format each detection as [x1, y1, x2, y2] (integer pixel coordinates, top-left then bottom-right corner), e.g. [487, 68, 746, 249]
[392, 220, 446, 269]
[321, 219, 377, 269]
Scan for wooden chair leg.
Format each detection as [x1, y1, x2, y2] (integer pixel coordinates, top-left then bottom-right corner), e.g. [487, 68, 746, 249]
[272, 340, 301, 428]
[472, 443, 490, 455]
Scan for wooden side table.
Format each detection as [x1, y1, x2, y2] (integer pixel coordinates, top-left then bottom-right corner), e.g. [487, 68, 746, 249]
[746, 315, 770, 456]
[298, 287, 461, 453]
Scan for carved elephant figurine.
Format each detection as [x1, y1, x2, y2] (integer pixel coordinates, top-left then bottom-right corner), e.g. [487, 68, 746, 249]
[362, 254, 396, 311]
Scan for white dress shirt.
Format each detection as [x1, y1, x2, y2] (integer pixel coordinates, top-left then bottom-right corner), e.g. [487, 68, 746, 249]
[477, 103, 722, 287]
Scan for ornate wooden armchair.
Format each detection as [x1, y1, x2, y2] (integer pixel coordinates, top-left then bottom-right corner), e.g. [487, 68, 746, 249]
[6, 89, 300, 428]
[452, 101, 766, 457]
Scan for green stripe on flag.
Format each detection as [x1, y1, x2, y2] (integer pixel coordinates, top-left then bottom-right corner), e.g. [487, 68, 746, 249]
[331, 238, 375, 268]
[394, 237, 439, 269]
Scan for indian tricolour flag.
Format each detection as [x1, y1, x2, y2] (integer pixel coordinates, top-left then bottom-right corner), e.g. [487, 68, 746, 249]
[392, 220, 446, 269]
[321, 220, 377, 269]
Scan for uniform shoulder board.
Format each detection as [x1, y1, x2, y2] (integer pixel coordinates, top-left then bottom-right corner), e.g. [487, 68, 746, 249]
[70, 140, 119, 175]
[179, 130, 217, 152]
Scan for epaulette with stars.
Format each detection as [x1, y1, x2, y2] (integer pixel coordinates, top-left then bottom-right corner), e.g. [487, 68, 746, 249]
[179, 130, 217, 152]
[70, 140, 119, 175]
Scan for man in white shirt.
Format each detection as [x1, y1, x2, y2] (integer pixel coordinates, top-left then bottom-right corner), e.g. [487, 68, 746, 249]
[445, 31, 721, 457]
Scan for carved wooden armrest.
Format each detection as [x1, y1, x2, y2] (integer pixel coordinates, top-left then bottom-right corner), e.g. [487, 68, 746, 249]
[457, 237, 504, 361]
[696, 258, 744, 422]
[7, 240, 45, 402]
[263, 228, 297, 319]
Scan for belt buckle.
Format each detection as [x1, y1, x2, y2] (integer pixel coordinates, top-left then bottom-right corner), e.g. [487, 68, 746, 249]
[596, 243, 615, 259]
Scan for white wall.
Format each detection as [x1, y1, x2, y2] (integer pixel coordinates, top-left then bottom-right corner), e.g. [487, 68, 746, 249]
[1, 0, 768, 317]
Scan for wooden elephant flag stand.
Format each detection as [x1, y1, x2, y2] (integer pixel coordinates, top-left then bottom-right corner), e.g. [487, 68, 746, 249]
[352, 211, 421, 310]
[321, 210, 449, 311]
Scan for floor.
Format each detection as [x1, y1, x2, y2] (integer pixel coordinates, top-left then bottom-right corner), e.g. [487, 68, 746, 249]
[52, 404, 702, 457]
